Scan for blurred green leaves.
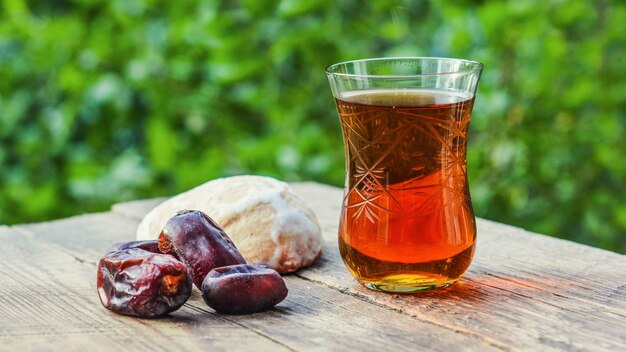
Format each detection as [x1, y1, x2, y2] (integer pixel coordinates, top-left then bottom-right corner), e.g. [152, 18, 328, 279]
[0, 0, 624, 253]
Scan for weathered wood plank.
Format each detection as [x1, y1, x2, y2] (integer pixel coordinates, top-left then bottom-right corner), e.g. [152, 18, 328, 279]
[288, 183, 626, 351]
[14, 215, 499, 351]
[107, 182, 626, 351]
[290, 183, 626, 310]
[17, 212, 141, 264]
[0, 226, 288, 352]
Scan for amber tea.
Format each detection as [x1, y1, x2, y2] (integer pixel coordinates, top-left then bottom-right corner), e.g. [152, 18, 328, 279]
[327, 57, 483, 293]
[336, 89, 476, 292]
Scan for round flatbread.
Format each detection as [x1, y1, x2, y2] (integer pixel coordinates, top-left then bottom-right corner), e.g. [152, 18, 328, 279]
[136, 175, 323, 273]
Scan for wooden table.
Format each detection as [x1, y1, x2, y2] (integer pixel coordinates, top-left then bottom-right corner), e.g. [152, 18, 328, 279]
[2, 182, 625, 351]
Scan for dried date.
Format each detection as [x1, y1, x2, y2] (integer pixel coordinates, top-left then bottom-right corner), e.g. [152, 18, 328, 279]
[158, 210, 246, 288]
[97, 248, 192, 318]
[201, 264, 288, 314]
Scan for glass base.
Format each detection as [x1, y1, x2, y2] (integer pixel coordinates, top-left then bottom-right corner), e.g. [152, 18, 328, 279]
[360, 273, 458, 293]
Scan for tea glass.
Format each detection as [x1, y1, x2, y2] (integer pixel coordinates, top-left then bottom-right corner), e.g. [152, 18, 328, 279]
[326, 57, 483, 292]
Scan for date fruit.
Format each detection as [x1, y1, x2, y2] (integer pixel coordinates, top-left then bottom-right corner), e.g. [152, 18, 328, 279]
[201, 264, 288, 314]
[97, 247, 192, 318]
[159, 210, 246, 288]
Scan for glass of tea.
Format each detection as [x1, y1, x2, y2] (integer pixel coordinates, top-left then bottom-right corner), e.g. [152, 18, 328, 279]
[326, 57, 483, 293]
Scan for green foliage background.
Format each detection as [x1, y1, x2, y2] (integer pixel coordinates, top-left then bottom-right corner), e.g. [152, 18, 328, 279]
[1, 0, 625, 252]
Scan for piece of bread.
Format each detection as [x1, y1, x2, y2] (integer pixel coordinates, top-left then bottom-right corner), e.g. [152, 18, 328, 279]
[136, 176, 323, 273]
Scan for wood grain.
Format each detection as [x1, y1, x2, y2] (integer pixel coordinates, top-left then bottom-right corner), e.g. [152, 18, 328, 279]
[0, 226, 289, 352]
[289, 183, 626, 351]
[13, 211, 498, 350]
[106, 182, 626, 351]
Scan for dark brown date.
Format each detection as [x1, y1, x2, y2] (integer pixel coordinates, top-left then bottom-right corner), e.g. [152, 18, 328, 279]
[159, 210, 246, 288]
[201, 264, 288, 314]
[97, 248, 192, 318]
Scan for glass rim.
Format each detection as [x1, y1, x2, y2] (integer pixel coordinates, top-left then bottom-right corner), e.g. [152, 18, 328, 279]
[325, 57, 484, 78]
